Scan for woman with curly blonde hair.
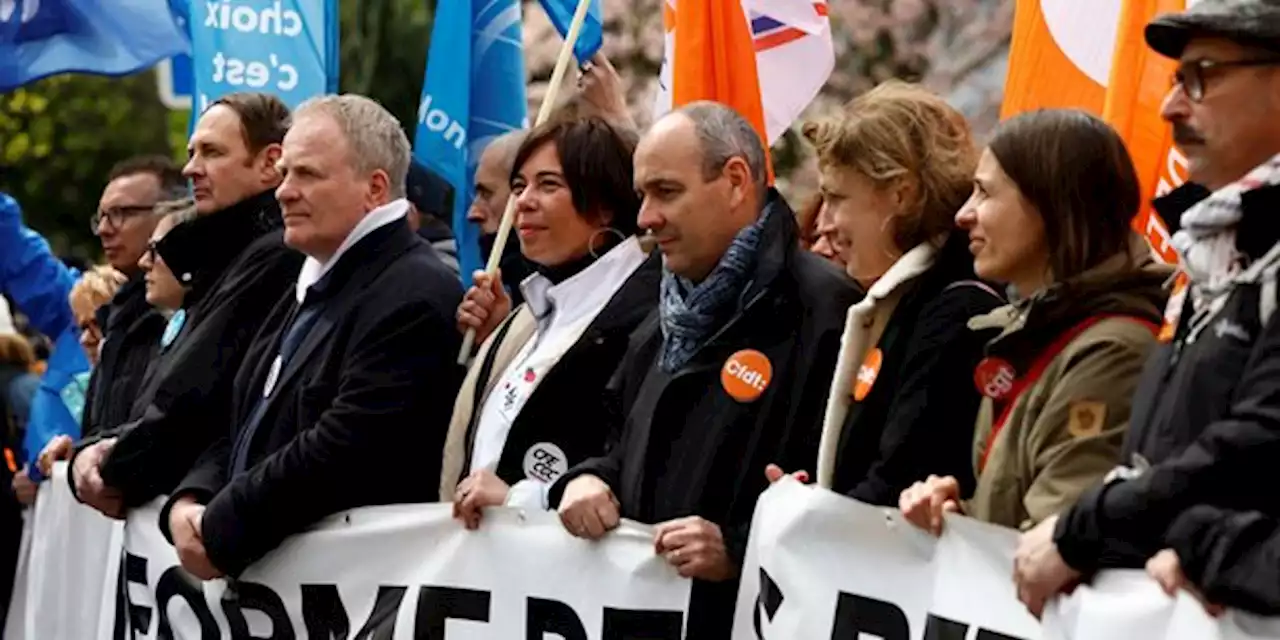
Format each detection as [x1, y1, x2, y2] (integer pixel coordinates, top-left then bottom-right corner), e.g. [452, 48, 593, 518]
[770, 81, 1004, 507]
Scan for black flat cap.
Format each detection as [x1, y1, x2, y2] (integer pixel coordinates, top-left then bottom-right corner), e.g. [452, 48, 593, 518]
[1146, 0, 1280, 58]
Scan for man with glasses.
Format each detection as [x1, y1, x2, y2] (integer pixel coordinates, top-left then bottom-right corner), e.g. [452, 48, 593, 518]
[1012, 0, 1280, 617]
[11, 156, 184, 479]
[83, 157, 186, 440]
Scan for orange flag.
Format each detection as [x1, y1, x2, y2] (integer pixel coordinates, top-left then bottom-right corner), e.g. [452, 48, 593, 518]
[1001, 0, 1187, 263]
[666, 0, 774, 179]
[1102, 0, 1185, 263]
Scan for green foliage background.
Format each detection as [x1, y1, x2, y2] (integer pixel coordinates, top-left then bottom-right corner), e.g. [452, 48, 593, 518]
[0, 0, 438, 262]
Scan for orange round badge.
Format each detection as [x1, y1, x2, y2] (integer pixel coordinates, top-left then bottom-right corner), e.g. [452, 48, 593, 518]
[852, 348, 883, 402]
[721, 349, 773, 403]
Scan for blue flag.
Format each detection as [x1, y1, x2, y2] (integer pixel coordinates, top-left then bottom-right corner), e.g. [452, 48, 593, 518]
[188, 0, 339, 113]
[414, 0, 527, 287]
[0, 0, 189, 92]
[538, 0, 603, 63]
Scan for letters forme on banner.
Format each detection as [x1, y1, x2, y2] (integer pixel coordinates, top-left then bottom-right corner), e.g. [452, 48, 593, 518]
[11, 467, 1280, 639]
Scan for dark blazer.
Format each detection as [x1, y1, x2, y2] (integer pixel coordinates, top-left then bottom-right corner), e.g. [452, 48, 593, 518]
[81, 191, 303, 507]
[550, 192, 862, 640]
[81, 275, 164, 439]
[454, 253, 661, 492]
[162, 218, 465, 577]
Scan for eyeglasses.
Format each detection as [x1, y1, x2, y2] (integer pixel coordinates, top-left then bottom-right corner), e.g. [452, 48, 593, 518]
[91, 205, 156, 235]
[144, 240, 160, 264]
[1172, 57, 1280, 102]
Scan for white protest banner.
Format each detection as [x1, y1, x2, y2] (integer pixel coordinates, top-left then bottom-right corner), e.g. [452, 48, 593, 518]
[732, 479, 1280, 640]
[5, 462, 123, 640]
[1045, 571, 1280, 640]
[118, 501, 691, 638]
[731, 478, 1038, 640]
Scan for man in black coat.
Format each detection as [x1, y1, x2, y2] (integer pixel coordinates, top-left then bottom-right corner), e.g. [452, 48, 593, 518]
[162, 94, 463, 579]
[69, 92, 303, 517]
[550, 103, 860, 638]
[1012, 0, 1280, 618]
[83, 157, 188, 439]
[33, 156, 184, 463]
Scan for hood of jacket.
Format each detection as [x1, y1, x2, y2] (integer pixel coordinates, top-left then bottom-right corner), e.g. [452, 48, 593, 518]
[973, 234, 1172, 357]
[156, 189, 284, 308]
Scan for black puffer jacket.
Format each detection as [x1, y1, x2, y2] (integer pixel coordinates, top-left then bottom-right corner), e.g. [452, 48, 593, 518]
[1055, 182, 1280, 573]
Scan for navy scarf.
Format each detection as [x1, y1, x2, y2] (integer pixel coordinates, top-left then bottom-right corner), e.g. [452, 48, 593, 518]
[658, 207, 772, 373]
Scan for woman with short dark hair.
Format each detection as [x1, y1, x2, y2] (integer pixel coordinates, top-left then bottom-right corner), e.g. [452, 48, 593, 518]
[445, 116, 660, 525]
[900, 109, 1170, 534]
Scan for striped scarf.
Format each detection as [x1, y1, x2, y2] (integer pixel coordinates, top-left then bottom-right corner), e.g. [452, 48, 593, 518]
[1172, 153, 1280, 314]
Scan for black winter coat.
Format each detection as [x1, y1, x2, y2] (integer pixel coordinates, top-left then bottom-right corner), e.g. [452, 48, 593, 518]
[1055, 182, 1280, 572]
[163, 220, 464, 576]
[81, 275, 164, 439]
[1164, 505, 1280, 614]
[830, 231, 1003, 504]
[75, 190, 304, 508]
[550, 193, 861, 640]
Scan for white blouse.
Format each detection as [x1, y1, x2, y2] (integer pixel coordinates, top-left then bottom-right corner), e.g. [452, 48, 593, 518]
[468, 237, 648, 509]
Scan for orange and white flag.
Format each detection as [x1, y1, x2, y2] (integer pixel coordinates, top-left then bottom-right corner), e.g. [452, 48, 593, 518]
[1002, 0, 1190, 263]
[653, 0, 834, 146]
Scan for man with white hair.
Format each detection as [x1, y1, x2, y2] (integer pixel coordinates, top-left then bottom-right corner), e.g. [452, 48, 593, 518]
[161, 94, 465, 579]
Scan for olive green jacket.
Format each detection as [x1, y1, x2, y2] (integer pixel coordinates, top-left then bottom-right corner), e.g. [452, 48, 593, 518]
[964, 245, 1170, 530]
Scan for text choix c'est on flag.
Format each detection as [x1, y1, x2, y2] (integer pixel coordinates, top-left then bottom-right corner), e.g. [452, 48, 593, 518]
[1001, 0, 1186, 264]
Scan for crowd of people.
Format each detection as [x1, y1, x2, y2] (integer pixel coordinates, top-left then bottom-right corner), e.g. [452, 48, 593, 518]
[0, 0, 1278, 636]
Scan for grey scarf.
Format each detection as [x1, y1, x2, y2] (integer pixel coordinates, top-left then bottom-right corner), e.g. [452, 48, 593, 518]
[658, 207, 772, 373]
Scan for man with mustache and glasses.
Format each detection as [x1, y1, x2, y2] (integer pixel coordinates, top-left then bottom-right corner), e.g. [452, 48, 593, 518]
[1012, 0, 1280, 618]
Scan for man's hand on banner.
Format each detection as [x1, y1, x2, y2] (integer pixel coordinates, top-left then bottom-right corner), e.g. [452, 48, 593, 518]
[764, 464, 809, 484]
[1146, 549, 1225, 618]
[457, 270, 512, 347]
[899, 475, 963, 536]
[37, 434, 73, 477]
[1013, 515, 1081, 618]
[654, 516, 736, 582]
[453, 469, 511, 530]
[72, 438, 124, 519]
[11, 467, 36, 506]
[577, 53, 635, 129]
[170, 496, 224, 581]
[558, 474, 620, 540]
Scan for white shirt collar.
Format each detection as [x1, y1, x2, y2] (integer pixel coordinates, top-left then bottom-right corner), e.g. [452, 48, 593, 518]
[295, 198, 409, 303]
[520, 237, 647, 329]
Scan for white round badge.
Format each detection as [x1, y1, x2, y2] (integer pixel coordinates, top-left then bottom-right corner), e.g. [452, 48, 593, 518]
[523, 442, 569, 484]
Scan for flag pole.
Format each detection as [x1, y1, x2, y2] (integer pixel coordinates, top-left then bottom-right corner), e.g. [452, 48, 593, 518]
[457, 0, 595, 365]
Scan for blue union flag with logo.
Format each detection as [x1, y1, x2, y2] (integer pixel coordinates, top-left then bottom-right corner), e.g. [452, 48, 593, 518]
[414, 0, 528, 286]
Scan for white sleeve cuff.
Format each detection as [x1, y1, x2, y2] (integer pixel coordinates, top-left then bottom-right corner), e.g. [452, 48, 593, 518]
[505, 479, 550, 511]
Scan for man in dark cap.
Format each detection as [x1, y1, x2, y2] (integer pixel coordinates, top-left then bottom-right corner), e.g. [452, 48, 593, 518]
[1013, 0, 1280, 617]
[406, 161, 460, 276]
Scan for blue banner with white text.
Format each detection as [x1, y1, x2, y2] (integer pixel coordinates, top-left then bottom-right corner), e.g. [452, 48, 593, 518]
[188, 0, 338, 113]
